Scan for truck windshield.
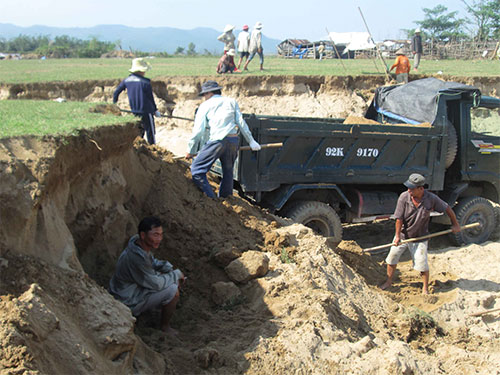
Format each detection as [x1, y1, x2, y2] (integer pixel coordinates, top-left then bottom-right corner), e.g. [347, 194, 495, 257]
[470, 106, 500, 136]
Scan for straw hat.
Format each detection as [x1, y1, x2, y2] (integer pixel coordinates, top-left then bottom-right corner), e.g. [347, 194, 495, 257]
[227, 49, 236, 56]
[254, 21, 263, 30]
[224, 24, 235, 33]
[129, 58, 151, 73]
[415, 28, 421, 33]
[395, 48, 406, 55]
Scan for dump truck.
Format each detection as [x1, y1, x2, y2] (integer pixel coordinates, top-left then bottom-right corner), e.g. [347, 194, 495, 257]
[220, 78, 499, 245]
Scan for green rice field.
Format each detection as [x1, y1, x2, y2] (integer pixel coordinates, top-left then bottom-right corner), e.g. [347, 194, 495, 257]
[0, 56, 498, 83]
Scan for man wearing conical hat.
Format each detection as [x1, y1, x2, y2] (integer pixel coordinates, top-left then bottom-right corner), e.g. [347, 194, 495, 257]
[389, 48, 411, 84]
[217, 24, 236, 52]
[244, 21, 264, 71]
[113, 58, 161, 144]
[411, 28, 423, 71]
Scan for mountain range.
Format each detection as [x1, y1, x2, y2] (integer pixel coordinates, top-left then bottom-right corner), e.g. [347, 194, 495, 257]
[0, 23, 282, 54]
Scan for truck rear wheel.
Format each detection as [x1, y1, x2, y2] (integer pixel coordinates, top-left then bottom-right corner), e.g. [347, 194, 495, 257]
[282, 201, 342, 243]
[452, 196, 496, 245]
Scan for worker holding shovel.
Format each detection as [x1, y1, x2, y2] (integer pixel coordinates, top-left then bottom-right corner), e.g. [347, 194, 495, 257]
[186, 80, 261, 198]
[113, 58, 161, 145]
[380, 173, 461, 294]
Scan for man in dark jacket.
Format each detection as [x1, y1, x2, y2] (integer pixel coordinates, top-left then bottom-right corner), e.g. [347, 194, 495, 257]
[113, 58, 161, 144]
[411, 28, 423, 71]
[109, 216, 185, 335]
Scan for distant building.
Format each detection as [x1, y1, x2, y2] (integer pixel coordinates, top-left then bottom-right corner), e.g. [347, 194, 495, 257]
[277, 39, 349, 59]
[277, 32, 378, 59]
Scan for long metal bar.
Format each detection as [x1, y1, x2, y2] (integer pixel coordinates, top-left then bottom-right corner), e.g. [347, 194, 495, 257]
[357, 6, 390, 80]
[120, 108, 194, 122]
[325, 27, 347, 73]
[362, 222, 481, 253]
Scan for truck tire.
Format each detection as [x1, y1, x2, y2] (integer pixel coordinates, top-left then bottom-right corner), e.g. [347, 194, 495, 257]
[282, 201, 342, 243]
[445, 122, 458, 168]
[452, 196, 496, 245]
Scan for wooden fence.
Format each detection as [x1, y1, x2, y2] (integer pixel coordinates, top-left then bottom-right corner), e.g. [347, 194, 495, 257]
[357, 40, 499, 60]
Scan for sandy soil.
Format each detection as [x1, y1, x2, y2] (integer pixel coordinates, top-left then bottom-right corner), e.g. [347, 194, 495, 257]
[0, 76, 499, 374]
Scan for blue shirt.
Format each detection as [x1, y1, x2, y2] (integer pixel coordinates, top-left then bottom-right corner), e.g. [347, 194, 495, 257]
[187, 94, 256, 154]
[113, 73, 157, 115]
[109, 235, 182, 313]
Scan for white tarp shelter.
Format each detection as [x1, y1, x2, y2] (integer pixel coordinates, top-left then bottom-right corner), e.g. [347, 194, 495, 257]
[327, 32, 375, 53]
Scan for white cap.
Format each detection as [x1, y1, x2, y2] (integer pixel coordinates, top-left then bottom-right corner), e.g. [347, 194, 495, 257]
[255, 21, 263, 30]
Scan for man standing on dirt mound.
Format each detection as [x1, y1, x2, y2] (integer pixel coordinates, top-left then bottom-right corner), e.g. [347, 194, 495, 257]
[113, 58, 161, 145]
[109, 216, 185, 335]
[380, 174, 461, 294]
[185, 80, 261, 198]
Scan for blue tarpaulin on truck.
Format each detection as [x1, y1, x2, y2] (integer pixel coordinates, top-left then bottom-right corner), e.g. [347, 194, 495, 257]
[365, 77, 481, 124]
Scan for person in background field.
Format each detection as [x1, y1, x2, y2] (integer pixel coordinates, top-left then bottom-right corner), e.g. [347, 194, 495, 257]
[217, 24, 236, 53]
[217, 49, 237, 74]
[390, 48, 411, 83]
[236, 25, 250, 70]
[113, 58, 161, 145]
[186, 80, 261, 198]
[380, 174, 461, 295]
[411, 28, 423, 71]
[318, 42, 325, 60]
[243, 22, 264, 71]
[109, 216, 185, 335]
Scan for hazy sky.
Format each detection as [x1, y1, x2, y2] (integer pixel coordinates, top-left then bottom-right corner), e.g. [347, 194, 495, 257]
[1, 0, 467, 41]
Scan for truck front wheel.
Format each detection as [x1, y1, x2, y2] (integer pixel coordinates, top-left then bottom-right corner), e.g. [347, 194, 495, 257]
[452, 196, 496, 245]
[282, 201, 342, 243]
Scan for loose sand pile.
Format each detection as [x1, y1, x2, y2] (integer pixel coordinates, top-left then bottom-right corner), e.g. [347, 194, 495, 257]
[1, 75, 499, 373]
[1, 123, 498, 374]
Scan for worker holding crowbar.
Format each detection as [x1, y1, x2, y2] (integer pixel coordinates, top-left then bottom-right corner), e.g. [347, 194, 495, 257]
[113, 58, 161, 145]
[185, 80, 261, 198]
[378, 173, 461, 295]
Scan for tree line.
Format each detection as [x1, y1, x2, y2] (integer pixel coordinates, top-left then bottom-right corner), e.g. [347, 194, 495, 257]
[0, 35, 116, 58]
[407, 1, 499, 42]
[0, 34, 215, 58]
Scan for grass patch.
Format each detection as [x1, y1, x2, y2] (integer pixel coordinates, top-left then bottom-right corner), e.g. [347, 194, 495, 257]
[0, 57, 498, 83]
[280, 248, 295, 264]
[0, 100, 136, 138]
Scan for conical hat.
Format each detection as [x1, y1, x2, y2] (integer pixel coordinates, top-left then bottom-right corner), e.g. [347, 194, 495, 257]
[129, 58, 151, 73]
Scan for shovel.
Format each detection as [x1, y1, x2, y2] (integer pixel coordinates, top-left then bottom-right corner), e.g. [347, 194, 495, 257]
[119, 108, 194, 122]
[362, 222, 481, 253]
[173, 142, 283, 160]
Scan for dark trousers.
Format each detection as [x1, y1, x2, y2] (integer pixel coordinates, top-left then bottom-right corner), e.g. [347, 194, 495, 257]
[190, 136, 239, 198]
[138, 113, 156, 145]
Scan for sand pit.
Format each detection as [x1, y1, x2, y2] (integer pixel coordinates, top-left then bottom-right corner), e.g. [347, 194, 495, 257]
[1, 75, 499, 374]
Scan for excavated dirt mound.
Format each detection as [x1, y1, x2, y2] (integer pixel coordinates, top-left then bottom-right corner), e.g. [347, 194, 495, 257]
[1, 124, 499, 374]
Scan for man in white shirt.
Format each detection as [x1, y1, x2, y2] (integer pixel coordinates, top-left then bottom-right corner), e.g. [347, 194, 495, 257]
[186, 81, 261, 198]
[236, 24, 250, 71]
[217, 24, 236, 52]
[244, 22, 264, 71]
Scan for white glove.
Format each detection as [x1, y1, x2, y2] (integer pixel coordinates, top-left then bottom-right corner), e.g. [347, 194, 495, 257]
[249, 140, 261, 151]
[154, 110, 162, 118]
